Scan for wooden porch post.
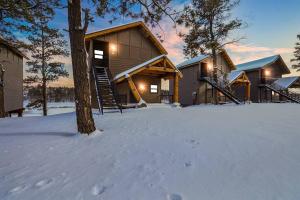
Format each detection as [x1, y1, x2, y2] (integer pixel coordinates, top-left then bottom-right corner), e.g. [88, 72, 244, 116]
[173, 73, 179, 103]
[246, 83, 251, 102]
[127, 76, 142, 103]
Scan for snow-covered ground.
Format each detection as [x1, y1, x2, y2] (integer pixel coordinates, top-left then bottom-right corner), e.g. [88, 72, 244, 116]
[23, 102, 75, 116]
[1, 103, 300, 200]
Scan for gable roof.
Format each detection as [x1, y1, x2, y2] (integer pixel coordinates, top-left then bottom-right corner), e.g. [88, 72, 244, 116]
[0, 37, 25, 58]
[236, 55, 290, 74]
[113, 54, 182, 82]
[176, 49, 236, 70]
[85, 21, 167, 54]
[176, 55, 209, 69]
[273, 76, 300, 89]
[227, 71, 245, 84]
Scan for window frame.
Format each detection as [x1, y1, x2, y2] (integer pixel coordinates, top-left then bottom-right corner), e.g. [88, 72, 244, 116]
[150, 84, 158, 94]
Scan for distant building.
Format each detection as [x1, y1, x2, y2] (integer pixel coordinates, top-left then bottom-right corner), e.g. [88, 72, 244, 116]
[85, 21, 182, 113]
[0, 38, 24, 116]
[235, 55, 300, 103]
[177, 50, 250, 106]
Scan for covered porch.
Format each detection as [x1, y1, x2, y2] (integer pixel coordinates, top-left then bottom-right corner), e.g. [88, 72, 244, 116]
[228, 71, 251, 102]
[113, 55, 182, 106]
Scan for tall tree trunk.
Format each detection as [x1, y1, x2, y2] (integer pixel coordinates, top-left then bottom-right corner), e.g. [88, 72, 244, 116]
[0, 66, 5, 118]
[41, 25, 47, 116]
[42, 79, 47, 116]
[212, 48, 219, 104]
[68, 0, 96, 134]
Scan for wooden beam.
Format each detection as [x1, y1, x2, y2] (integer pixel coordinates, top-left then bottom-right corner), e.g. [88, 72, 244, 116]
[127, 76, 142, 103]
[146, 66, 175, 73]
[246, 82, 251, 102]
[173, 74, 179, 103]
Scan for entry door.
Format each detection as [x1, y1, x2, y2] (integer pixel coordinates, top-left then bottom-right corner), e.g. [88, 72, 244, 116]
[93, 41, 109, 68]
[200, 63, 208, 77]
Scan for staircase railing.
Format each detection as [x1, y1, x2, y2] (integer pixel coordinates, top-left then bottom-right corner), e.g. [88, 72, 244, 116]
[264, 83, 300, 103]
[103, 67, 123, 113]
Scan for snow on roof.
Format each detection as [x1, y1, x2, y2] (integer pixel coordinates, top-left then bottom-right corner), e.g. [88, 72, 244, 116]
[273, 76, 300, 89]
[176, 55, 209, 69]
[113, 55, 166, 81]
[236, 55, 280, 71]
[227, 71, 245, 84]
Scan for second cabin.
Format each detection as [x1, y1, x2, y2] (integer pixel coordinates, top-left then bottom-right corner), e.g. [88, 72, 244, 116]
[177, 50, 250, 106]
[85, 21, 181, 113]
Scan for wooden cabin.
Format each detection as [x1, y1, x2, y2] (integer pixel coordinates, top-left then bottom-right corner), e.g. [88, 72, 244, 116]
[0, 38, 24, 116]
[85, 21, 181, 112]
[235, 55, 300, 103]
[177, 50, 250, 106]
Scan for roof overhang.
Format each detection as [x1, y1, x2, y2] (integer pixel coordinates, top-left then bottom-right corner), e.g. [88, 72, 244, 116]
[0, 37, 26, 58]
[85, 21, 167, 55]
[113, 55, 182, 83]
[236, 55, 290, 74]
[273, 76, 300, 89]
[176, 49, 236, 71]
[227, 70, 250, 86]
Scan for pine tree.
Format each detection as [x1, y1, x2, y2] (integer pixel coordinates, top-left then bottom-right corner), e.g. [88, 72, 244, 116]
[291, 34, 300, 71]
[177, 0, 244, 104]
[24, 1, 69, 116]
[0, 0, 51, 44]
[68, 0, 176, 134]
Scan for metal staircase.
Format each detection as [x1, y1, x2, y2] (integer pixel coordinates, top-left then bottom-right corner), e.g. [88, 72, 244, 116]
[202, 77, 242, 105]
[92, 66, 122, 114]
[264, 83, 300, 104]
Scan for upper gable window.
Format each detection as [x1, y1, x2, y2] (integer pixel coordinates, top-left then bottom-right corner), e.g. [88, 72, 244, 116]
[94, 50, 103, 59]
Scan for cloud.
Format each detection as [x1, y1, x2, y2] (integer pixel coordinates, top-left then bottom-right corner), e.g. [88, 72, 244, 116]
[225, 43, 294, 65]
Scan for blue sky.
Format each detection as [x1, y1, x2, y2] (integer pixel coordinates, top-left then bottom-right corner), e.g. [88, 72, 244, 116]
[44, 0, 300, 87]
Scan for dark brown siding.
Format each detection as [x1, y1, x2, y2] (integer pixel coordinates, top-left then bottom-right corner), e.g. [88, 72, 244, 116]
[241, 61, 286, 103]
[0, 44, 23, 112]
[179, 54, 233, 106]
[90, 26, 164, 108]
[179, 63, 200, 106]
[132, 75, 161, 103]
[94, 27, 161, 77]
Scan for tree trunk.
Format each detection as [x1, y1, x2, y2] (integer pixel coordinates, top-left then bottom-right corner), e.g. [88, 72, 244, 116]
[212, 48, 219, 104]
[68, 0, 96, 134]
[42, 80, 47, 116]
[41, 25, 47, 116]
[0, 67, 5, 118]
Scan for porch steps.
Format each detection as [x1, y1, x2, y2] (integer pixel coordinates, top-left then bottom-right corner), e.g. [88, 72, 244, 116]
[92, 66, 122, 114]
[264, 84, 300, 104]
[202, 77, 242, 105]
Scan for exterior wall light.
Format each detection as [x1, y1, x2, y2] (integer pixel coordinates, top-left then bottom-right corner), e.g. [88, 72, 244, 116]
[138, 83, 146, 92]
[264, 69, 271, 76]
[207, 63, 213, 71]
[110, 43, 117, 54]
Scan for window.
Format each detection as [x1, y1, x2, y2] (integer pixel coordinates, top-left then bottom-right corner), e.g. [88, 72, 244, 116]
[94, 50, 103, 59]
[150, 84, 158, 93]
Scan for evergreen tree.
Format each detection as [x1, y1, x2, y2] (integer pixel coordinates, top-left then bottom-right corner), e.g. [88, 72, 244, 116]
[24, 1, 69, 116]
[68, 0, 176, 134]
[0, 0, 54, 44]
[177, 0, 244, 104]
[291, 34, 300, 71]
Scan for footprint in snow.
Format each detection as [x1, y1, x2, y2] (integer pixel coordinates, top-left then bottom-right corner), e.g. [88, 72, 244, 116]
[184, 162, 192, 167]
[167, 193, 183, 200]
[91, 185, 106, 196]
[35, 178, 53, 188]
[8, 185, 27, 194]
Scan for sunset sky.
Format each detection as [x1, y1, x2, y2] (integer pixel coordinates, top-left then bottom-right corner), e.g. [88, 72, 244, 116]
[42, 0, 300, 87]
